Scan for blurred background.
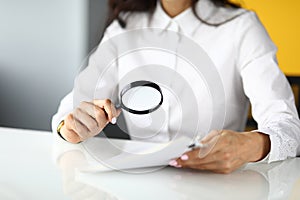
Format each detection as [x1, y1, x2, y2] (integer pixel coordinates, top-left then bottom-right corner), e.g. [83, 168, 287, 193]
[0, 0, 107, 130]
[0, 0, 299, 131]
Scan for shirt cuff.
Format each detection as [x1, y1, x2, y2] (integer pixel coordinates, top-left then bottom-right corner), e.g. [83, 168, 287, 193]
[255, 153, 270, 164]
[251, 129, 282, 163]
[253, 128, 297, 163]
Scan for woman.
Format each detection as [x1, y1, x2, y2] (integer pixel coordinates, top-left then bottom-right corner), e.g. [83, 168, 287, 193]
[52, 0, 300, 173]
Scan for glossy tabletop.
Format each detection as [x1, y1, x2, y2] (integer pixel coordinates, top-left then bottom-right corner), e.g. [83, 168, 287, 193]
[1, 127, 300, 200]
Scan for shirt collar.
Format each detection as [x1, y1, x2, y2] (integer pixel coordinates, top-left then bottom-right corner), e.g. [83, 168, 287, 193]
[151, 0, 246, 35]
[151, 1, 198, 35]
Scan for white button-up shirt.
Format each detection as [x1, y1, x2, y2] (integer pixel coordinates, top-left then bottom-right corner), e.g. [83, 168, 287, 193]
[52, 0, 300, 163]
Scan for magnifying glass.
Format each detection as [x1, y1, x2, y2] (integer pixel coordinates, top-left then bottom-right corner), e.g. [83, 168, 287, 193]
[116, 80, 163, 114]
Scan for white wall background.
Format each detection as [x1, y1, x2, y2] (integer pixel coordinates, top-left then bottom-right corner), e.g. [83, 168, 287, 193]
[0, 0, 107, 130]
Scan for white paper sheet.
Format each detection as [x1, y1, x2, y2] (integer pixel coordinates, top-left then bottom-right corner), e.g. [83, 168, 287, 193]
[79, 136, 192, 172]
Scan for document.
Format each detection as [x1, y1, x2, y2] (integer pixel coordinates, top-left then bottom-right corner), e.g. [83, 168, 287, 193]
[79, 136, 192, 172]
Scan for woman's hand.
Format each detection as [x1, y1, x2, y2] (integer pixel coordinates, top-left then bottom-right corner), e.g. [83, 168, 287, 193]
[60, 99, 121, 143]
[169, 130, 271, 174]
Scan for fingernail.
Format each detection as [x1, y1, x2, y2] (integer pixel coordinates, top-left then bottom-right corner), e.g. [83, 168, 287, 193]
[111, 117, 117, 124]
[180, 154, 189, 161]
[169, 160, 178, 166]
[175, 165, 182, 168]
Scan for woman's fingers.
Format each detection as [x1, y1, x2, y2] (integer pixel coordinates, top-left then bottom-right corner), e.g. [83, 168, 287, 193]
[170, 130, 252, 174]
[73, 107, 98, 133]
[61, 115, 81, 143]
[172, 131, 226, 168]
[78, 99, 121, 129]
[188, 162, 219, 171]
[177, 147, 235, 166]
[72, 120, 90, 140]
[78, 101, 109, 128]
[78, 101, 98, 119]
[93, 99, 119, 123]
[177, 150, 219, 166]
[61, 99, 121, 143]
[65, 113, 89, 140]
[175, 148, 240, 174]
[171, 134, 224, 168]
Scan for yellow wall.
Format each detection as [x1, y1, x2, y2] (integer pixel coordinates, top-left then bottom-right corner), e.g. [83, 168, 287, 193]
[237, 0, 300, 76]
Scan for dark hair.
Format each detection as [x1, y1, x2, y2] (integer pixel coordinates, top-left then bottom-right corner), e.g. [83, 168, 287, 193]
[106, 0, 242, 28]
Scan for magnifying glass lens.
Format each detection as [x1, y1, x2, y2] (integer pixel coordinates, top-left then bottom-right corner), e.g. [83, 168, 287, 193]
[118, 80, 163, 115]
[122, 86, 162, 111]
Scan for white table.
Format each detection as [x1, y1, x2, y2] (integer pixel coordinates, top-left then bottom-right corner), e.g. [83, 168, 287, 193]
[1, 127, 300, 200]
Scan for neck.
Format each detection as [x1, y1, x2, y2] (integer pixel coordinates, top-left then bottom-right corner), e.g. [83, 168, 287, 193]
[161, 0, 192, 18]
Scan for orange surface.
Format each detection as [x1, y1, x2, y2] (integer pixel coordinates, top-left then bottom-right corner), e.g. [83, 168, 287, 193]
[236, 0, 300, 76]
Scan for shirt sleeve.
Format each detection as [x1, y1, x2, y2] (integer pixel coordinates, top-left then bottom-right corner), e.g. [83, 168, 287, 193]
[51, 20, 122, 139]
[236, 12, 300, 163]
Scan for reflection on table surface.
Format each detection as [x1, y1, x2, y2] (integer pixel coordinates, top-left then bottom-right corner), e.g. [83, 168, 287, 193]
[56, 136, 300, 200]
[1, 127, 300, 200]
